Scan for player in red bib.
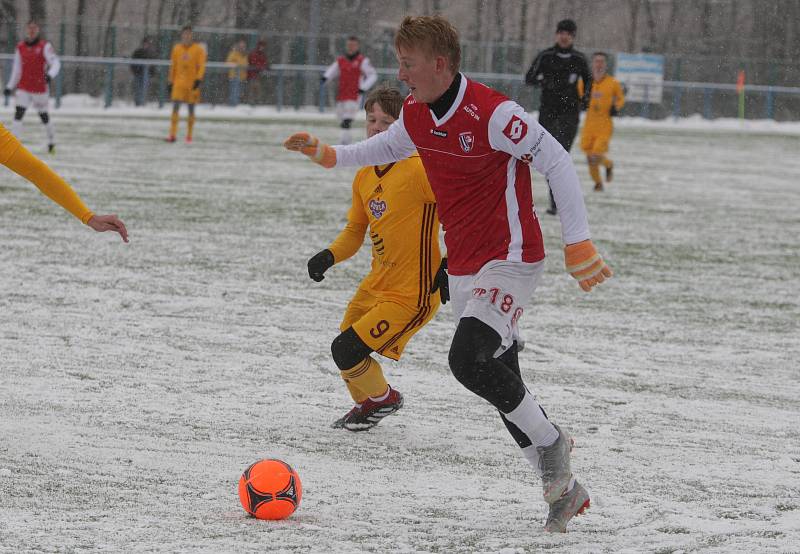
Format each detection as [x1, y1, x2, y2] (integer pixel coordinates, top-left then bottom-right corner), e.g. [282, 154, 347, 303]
[321, 36, 377, 145]
[285, 16, 612, 533]
[4, 21, 61, 154]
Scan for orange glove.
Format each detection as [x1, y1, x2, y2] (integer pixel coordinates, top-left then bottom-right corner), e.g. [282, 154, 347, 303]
[564, 239, 613, 292]
[283, 132, 336, 168]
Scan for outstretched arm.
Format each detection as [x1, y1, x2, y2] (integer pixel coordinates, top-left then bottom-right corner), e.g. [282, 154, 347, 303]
[284, 112, 416, 169]
[488, 101, 611, 291]
[0, 126, 128, 242]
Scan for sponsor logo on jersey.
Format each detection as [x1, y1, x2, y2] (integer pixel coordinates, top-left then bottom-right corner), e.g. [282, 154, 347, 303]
[369, 199, 387, 219]
[430, 129, 448, 138]
[374, 184, 383, 195]
[390, 346, 400, 355]
[463, 103, 480, 121]
[458, 131, 474, 153]
[503, 116, 527, 144]
[520, 153, 533, 165]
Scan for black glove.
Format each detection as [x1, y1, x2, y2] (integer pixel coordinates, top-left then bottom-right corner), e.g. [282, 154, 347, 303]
[319, 76, 327, 83]
[579, 97, 589, 111]
[192, 79, 202, 90]
[610, 105, 619, 117]
[45, 74, 51, 84]
[167, 83, 173, 95]
[3, 88, 10, 98]
[431, 257, 449, 304]
[358, 89, 365, 95]
[307, 249, 334, 282]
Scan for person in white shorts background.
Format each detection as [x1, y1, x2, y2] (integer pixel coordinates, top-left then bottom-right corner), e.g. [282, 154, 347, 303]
[321, 36, 377, 144]
[4, 21, 61, 154]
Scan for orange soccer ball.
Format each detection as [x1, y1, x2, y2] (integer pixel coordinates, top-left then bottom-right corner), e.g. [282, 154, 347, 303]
[238, 459, 302, 520]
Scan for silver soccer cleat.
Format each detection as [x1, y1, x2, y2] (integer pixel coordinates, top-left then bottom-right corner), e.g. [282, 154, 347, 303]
[544, 481, 591, 533]
[537, 424, 574, 504]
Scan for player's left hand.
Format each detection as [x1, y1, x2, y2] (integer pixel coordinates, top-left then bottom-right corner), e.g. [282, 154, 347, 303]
[283, 132, 337, 168]
[87, 214, 129, 243]
[307, 249, 334, 282]
[610, 105, 619, 117]
[192, 79, 202, 90]
[564, 240, 612, 292]
[431, 257, 449, 304]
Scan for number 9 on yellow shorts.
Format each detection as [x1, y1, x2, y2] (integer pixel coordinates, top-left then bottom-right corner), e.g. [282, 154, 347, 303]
[341, 287, 440, 361]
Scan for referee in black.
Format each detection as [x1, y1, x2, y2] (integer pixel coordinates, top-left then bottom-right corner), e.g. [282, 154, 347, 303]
[525, 19, 591, 215]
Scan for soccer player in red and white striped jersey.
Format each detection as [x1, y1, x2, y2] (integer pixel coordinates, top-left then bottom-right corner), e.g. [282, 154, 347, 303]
[321, 36, 377, 145]
[286, 16, 611, 532]
[4, 21, 60, 154]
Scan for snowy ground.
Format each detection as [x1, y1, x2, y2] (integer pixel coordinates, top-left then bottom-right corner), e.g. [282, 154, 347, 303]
[1, 106, 799, 553]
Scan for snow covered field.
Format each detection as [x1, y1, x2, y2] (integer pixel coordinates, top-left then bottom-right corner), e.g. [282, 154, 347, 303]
[1, 107, 798, 553]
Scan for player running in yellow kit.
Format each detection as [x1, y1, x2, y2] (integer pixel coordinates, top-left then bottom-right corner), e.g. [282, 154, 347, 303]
[579, 52, 625, 191]
[166, 25, 206, 143]
[305, 86, 445, 431]
[0, 122, 127, 240]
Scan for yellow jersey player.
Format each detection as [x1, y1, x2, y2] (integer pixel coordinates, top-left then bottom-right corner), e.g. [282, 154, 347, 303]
[305, 85, 445, 431]
[0, 122, 128, 240]
[579, 52, 625, 191]
[166, 25, 206, 143]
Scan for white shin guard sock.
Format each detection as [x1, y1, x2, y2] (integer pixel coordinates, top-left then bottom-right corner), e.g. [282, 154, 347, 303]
[503, 391, 559, 473]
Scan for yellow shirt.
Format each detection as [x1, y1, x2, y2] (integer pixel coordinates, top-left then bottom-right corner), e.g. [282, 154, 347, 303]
[583, 75, 625, 134]
[328, 154, 441, 306]
[0, 123, 92, 223]
[226, 50, 248, 80]
[169, 43, 207, 86]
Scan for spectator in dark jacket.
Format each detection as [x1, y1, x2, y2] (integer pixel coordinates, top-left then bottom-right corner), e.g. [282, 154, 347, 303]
[246, 39, 270, 106]
[525, 19, 591, 215]
[131, 36, 157, 106]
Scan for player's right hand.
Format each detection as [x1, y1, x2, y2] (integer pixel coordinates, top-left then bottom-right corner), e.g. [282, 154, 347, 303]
[431, 257, 449, 304]
[87, 214, 129, 243]
[284, 132, 337, 168]
[564, 240, 612, 292]
[307, 249, 334, 282]
[167, 83, 173, 95]
[3, 88, 10, 97]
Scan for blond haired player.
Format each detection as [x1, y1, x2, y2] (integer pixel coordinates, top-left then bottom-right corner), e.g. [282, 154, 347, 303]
[286, 15, 613, 532]
[579, 52, 625, 191]
[166, 26, 207, 143]
[0, 123, 128, 241]
[306, 85, 444, 431]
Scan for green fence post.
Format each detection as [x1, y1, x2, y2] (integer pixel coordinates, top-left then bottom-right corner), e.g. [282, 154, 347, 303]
[277, 68, 284, 111]
[104, 63, 113, 108]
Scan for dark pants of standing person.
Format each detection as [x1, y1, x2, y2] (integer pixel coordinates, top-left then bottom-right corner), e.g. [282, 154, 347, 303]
[538, 110, 579, 214]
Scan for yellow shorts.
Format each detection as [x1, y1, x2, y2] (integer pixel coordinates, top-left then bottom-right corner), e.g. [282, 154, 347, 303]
[171, 82, 201, 104]
[341, 288, 440, 361]
[580, 131, 611, 155]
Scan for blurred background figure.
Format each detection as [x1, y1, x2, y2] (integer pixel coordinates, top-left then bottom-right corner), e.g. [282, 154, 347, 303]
[579, 52, 625, 192]
[226, 39, 248, 107]
[130, 36, 157, 107]
[3, 20, 61, 154]
[167, 25, 206, 143]
[321, 36, 377, 144]
[525, 19, 591, 215]
[246, 39, 270, 106]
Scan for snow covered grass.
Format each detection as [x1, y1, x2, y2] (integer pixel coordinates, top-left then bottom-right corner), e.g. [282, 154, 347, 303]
[0, 111, 798, 553]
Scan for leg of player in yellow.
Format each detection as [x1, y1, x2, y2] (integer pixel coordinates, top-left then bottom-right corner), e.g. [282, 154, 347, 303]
[168, 101, 180, 142]
[186, 103, 196, 143]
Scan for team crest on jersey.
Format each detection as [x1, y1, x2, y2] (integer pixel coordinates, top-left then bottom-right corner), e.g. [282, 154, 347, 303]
[369, 199, 387, 219]
[458, 131, 474, 153]
[503, 116, 527, 144]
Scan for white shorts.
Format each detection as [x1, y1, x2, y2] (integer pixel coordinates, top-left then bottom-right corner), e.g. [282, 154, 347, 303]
[15, 89, 50, 112]
[335, 100, 359, 122]
[449, 259, 545, 356]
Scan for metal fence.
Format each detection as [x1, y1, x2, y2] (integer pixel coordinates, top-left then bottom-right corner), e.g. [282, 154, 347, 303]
[2, 53, 800, 121]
